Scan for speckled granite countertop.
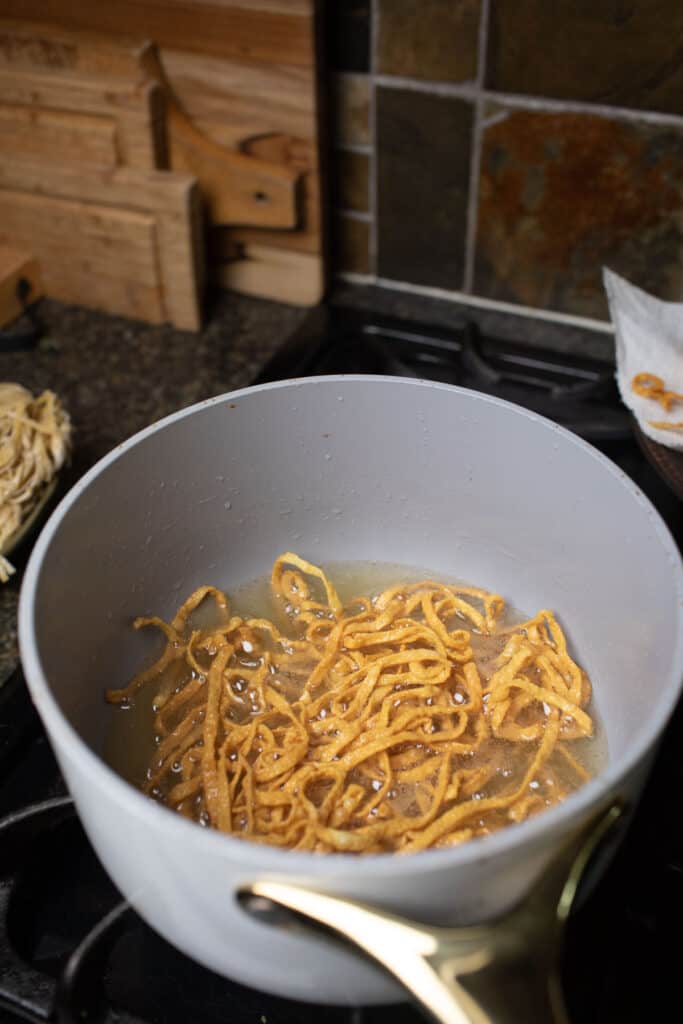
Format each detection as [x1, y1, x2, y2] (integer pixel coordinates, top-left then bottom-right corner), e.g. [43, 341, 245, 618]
[0, 292, 307, 683]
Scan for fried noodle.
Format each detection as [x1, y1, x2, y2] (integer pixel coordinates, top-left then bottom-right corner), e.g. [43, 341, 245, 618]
[105, 554, 595, 853]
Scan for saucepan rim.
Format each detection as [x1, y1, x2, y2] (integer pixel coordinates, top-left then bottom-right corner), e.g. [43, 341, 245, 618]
[18, 375, 683, 878]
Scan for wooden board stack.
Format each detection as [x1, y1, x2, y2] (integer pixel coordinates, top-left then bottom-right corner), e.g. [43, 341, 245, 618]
[0, 3, 325, 323]
[0, 22, 202, 329]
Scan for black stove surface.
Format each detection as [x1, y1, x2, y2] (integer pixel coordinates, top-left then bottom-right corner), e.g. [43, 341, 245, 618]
[2, 303, 682, 1024]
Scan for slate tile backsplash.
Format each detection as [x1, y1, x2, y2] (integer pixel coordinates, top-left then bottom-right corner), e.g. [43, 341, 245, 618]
[486, 0, 683, 114]
[329, 0, 683, 322]
[377, 0, 481, 83]
[377, 88, 472, 289]
[333, 73, 371, 146]
[475, 108, 683, 319]
[334, 214, 370, 274]
[333, 149, 369, 213]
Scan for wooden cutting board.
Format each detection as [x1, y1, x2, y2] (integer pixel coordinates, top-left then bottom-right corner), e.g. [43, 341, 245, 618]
[0, 106, 119, 168]
[0, 65, 165, 170]
[0, 160, 203, 329]
[0, 20, 300, 230]
[0, 194, 165, 324]
[0, 2, 326, 306]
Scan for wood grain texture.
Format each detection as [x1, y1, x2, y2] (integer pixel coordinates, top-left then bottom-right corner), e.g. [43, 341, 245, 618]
[0, 246, 43, 328]
[201, 2, 311, 13]
[0, 67, 165, 169]
[162, 50, 316, 145]
[0, 0, 315, 67]
[0, 106, 117, 166]
[0, 159, 203, 328]
[216, 245, 322, 305]
[141, 48, 299, 228]
[231, 133, 321, 255]
[0, 192, 164, 323]
[0, 23, 299, 229]
[0, 18, 155, 77]
[0, 158, 194, 212]
[155, 180, 205, 329]
[149, 47, 309, 230]
[156, 11, 324, 302]
[0, 66, 156, 114]
[0, 2, 324, 306]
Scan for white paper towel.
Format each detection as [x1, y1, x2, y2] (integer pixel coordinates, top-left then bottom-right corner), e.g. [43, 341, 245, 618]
[603, 267, 683, 451]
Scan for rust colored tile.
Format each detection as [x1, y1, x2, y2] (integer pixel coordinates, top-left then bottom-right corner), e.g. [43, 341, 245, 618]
[474, 107, 683, 319]
[333, 149, 369, 212]
[334, 214, 370, 274]
[378, 0, 481, 82]
[487, 0, 683, 114]
[377, 87, 472, 289]
[332, 73, 370, 147]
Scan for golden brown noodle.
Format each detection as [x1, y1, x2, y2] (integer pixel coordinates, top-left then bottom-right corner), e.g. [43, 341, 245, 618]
[647, 420, 683, 431]
[105, 554, 595, 854]
[631, 372, 683, 412]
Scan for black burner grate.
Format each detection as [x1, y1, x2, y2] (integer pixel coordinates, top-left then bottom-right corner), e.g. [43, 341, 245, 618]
[255, 307, 630, 444]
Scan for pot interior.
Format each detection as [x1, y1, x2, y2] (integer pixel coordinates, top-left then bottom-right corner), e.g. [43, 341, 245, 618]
[26, 378, 683, 792]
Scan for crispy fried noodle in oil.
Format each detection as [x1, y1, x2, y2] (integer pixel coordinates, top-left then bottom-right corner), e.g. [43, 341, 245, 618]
[106, 554, 595, 854]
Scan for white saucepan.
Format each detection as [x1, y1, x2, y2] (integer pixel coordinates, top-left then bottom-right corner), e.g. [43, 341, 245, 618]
[18, 377, 683, 1019]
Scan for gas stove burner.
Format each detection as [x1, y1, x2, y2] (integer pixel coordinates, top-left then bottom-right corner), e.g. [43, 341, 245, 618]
[459, 322, 611, 401]
[0, 799, 422, 1024]
[255, 306, 629, 444]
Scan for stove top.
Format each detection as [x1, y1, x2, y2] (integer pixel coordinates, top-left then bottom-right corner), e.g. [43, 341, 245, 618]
[2, 303, 682, 1024]
[256, 305, 628, 443]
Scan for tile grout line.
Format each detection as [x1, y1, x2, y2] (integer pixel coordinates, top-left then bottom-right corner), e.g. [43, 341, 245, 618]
[334, 269, 614, 335]
[338, 209, 372, 222]
[463, 0, 491, 294]
[334, 142, 373, 155]
[374, 73, 478, 98]
[370, 73, 683, 129]
[336, 270, 377, 286]
[368, 0, 379, 276]
[334, 7, 675, 321]
[335, 70, 373, 84]
[336, 270, 613, 334]
[373, 276, 615, 333]
[485, 90, 683, 127]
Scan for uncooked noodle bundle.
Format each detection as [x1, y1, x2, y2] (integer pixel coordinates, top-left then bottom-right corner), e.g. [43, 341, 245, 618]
[0, 383, 71, 582]
[106, 554, 595, 853]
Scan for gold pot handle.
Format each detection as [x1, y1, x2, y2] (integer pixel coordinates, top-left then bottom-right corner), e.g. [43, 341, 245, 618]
[239, 804, 622, 1024]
